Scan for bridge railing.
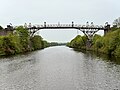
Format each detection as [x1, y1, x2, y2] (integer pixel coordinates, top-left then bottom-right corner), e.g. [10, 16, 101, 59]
[25, 23, 105, 29]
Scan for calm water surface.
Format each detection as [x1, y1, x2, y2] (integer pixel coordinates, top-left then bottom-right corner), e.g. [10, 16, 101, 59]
[0, 46, 120, 90]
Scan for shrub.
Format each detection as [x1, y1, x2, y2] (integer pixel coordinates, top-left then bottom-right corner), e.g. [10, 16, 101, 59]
[31, 35, 44, 50]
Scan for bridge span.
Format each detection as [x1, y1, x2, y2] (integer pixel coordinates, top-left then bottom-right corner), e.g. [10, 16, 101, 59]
[24, 22, 110, 40]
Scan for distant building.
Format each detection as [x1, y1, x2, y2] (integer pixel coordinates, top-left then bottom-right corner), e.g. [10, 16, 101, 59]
[113, 17, 120, 28]
[0, 25, 14, 36]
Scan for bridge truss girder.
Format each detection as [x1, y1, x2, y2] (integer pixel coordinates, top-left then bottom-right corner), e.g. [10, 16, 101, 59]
[26, 22, 110, 41]
[28, 27, 101, 41]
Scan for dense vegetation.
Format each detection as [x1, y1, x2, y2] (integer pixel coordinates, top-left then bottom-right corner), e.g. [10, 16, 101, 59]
[0, 26, 3, 30]
[67, 28, 120, 57]
[0, 26, 49, 56]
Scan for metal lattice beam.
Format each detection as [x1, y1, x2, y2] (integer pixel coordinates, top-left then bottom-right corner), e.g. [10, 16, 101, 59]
[21, 22, 110, 39]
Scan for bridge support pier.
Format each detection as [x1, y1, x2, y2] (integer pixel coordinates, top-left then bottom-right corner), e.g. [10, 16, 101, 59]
[86, 39, 92, 49]
[104, 24, 111, 35]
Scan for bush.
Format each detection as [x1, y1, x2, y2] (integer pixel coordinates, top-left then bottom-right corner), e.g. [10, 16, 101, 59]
[0, 26, 3, 30]
[0, 26, 49, 56]
[68, 28, 120, 57]
[16, 26, 30, 52]
[95, 38, 103, 49]
[114, 45, 120, 57]
[69, 35, 87, 49]
[31, 35, 44, 50]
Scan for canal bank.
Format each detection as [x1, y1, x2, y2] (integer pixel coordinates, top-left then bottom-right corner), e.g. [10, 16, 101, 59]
[0, 26, 49, 56]
[67, 28, 120, 58]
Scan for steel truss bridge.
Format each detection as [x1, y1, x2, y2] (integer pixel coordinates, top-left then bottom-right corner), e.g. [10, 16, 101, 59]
[24, 22, 110, 40]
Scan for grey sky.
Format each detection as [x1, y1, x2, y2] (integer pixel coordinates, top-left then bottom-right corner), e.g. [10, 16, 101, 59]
[0, 0, 119, 42]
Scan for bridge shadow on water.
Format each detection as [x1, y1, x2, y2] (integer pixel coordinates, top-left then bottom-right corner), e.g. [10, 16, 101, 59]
[73, 48, 120, 65]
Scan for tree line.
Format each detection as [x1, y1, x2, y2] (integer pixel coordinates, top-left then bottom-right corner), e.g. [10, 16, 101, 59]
[67, 27, 120, 57]
[0, 26, 49, 56]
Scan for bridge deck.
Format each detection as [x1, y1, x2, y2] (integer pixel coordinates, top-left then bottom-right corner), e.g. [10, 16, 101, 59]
[29, 26, 105, 30]
[25, 23, 110, 40]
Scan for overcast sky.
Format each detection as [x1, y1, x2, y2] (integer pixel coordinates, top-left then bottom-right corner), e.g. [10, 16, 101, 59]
[0, 0, 119, 42]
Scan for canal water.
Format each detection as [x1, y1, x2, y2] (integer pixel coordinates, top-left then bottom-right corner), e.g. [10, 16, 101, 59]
[0, 46, 120, 90]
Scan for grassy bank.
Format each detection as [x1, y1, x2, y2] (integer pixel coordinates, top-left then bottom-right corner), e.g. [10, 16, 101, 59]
[0, 26, 49, 56]
[67, 28, 120, 57]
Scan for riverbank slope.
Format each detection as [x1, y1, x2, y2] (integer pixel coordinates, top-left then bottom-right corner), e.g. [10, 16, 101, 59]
[0, 26, 49, 56]
[67, 28, 120, 57]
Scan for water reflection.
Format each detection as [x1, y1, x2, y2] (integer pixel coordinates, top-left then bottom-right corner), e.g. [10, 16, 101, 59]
[7, 58, 36, 73]
[73, 48, 120, 90]
[73, 48, 120, 65]
[0, 46, 119, 90]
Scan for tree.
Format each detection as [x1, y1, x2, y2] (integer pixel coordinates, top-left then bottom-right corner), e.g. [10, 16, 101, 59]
[31, 35, 44, 50]
[0, 26, 3, 30]
[15, 26, 30, 51]
[69, 35, 85, 48]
